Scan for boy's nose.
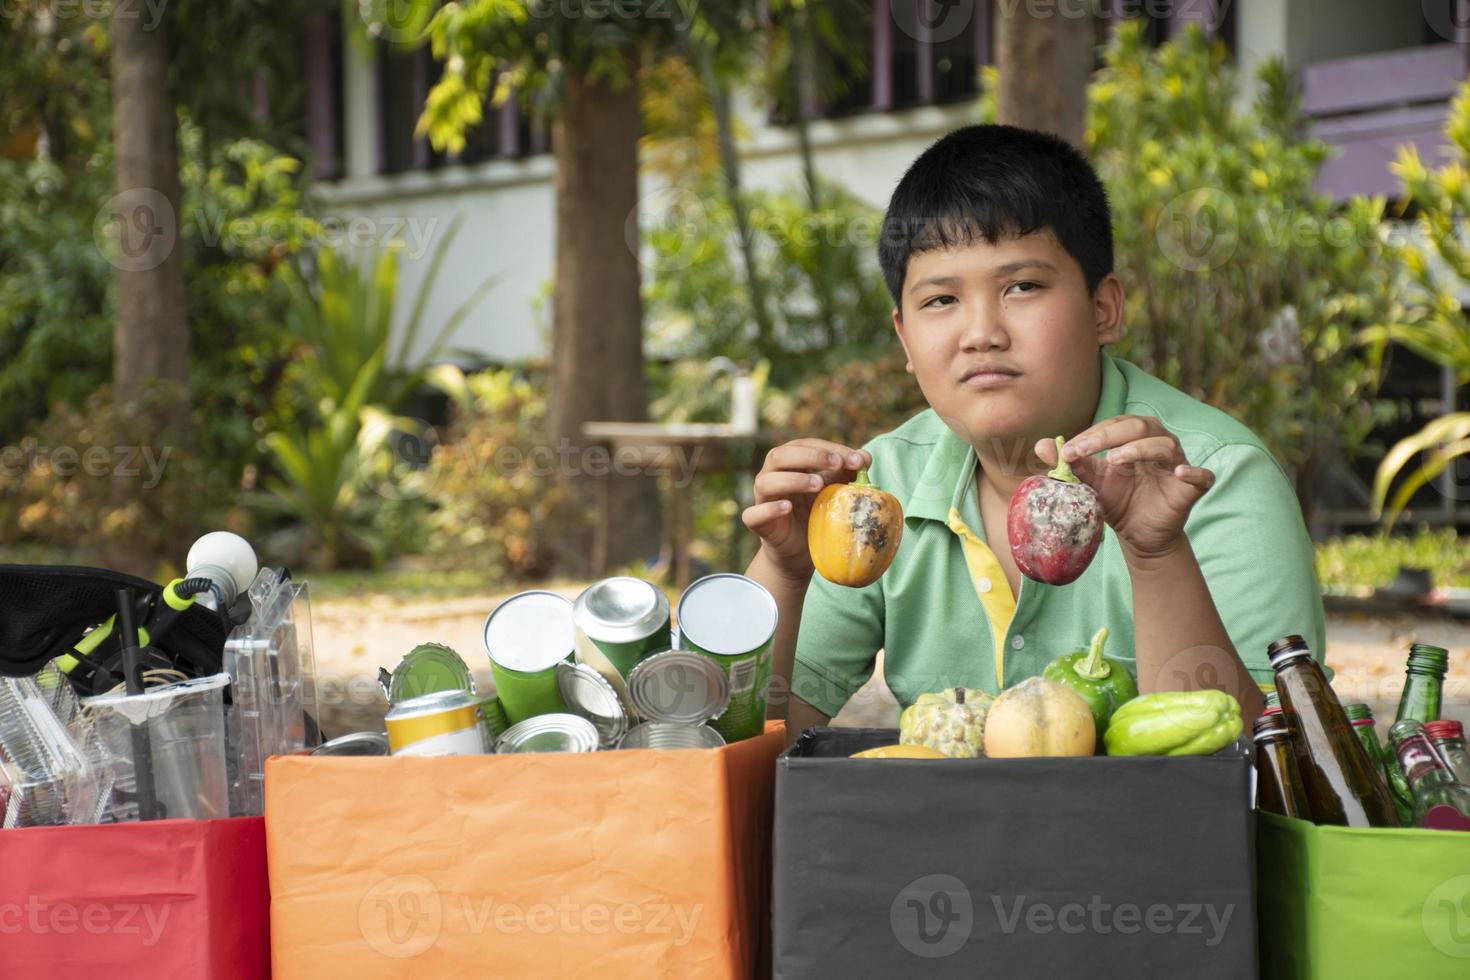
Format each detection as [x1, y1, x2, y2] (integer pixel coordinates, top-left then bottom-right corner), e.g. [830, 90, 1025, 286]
[958, 307, 1010, 351]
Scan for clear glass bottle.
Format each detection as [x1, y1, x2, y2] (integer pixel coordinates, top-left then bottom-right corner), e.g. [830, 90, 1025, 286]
[1425, 720, 1470, 786]
[1389, 720, 1470, 831]
[1268, 636, 1400, 828]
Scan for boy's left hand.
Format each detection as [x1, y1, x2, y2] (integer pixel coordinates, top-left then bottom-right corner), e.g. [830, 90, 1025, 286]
[1034, 415, 1215, 564]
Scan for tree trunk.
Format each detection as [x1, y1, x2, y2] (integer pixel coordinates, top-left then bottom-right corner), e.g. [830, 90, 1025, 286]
[789, 8, 839, 350]
[108, 2, 191, 575]
[550, 65, 662, 574]
[995, 3, 1093, 149]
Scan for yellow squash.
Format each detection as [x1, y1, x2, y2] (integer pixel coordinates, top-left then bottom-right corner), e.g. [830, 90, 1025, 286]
[850, 744, 947, 759]
[808, 469, 903, 588]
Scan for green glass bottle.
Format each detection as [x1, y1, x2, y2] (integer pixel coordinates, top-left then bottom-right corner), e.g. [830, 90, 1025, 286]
[1343, 702, 1396, 798]
[1384, 644, 1450, 824]
[1253, 713, 1312, 819]
[1268, 636, 1400, 827]
[1425, 720, 1470, 786]
[1389, 720, 1470, 831]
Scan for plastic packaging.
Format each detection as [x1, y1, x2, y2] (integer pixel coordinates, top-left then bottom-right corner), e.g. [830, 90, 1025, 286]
[0, 664, 114, 827]
[83, 673, 231, 822]
[223, 569, 321, 816]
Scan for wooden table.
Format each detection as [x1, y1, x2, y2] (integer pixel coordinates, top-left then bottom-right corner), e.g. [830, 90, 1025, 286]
[581, 422, 771, 589]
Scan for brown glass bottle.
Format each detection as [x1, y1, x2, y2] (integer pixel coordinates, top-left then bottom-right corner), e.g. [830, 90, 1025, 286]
[1267, 636, 1401, 828]
[1253, 714, 1312, 819]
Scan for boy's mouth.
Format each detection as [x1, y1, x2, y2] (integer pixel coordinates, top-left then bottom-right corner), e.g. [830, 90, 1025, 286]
[959, 363, 1022, 389]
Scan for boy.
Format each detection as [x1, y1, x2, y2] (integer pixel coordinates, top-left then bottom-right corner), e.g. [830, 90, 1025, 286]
[742, 124, 1324, 742]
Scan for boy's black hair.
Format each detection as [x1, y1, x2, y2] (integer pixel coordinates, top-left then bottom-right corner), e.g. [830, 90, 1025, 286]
[878, 124, 1114, 311]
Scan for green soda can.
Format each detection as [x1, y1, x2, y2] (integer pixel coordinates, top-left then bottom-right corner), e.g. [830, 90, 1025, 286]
[483, 590, 574, 725]
[573, 577, 671, 716]
[676, 573, 778, 743]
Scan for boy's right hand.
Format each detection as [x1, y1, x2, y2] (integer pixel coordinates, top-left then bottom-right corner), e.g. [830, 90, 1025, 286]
[742, 438, 872, 585]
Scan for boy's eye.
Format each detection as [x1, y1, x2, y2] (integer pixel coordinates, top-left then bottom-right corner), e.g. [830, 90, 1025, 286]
[1006, 281, 1042, 295]
[921, 294, 957, 309]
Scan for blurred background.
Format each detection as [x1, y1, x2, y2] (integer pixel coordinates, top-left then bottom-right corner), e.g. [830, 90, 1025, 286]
[3, 0, 1470, 727]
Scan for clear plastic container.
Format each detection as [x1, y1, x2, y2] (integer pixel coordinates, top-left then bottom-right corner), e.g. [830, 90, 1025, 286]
[0, 664, 114, 827]
[83, 673, 231, 822]
[223, 569, 320, 816]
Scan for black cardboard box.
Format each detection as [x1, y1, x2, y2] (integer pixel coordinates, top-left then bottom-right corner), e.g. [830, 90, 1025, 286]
[773, 727, 1257, 979]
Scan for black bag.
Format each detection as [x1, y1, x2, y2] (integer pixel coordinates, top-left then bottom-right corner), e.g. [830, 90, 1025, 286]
[773, 727, 1257, 979]
[0, 564, 229, 687]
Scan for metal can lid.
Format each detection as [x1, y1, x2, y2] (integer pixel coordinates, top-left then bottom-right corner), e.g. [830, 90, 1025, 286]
[496, 713, 601, 754]
[556, 661, 630, 747]
[574, 577, 670, 644]
[389, 642, 475, 703]
[484, 591, 575, 673]
[384, 688, 481, 723]
[676, 573, 778, 656]
[618, 722, 726, 751]
[626, 649, 731, 726]
[311, 731, 391, 757]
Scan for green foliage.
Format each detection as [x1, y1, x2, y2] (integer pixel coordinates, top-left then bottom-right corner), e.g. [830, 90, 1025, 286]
[1315, 528, 1470, 590]
[780, 349, 928, 449]
[0, 385, 237, 578]
[254, 231, 494, 568]
[422, 367, 593, 582]
[1089, 23, 1399, 497]
[645, 178, 894, 385]
[1363, 82, 1470, 524]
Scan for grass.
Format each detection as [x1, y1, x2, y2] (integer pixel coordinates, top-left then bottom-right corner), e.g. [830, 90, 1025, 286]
[1314, 527, 1470, 591]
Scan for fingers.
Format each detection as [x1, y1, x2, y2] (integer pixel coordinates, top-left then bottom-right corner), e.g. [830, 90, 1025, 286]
[753, 470, 827, 503]
[1105, 435, 1184, 469]
[741, 499, 793, 535]
[1173, 465, 1216, 493]
[762, 440, 871, 478]
[1062, 415, 1167, 461]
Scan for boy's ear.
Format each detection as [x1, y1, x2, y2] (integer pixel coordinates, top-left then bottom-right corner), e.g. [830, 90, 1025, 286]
[892, 307, 915, 373]
[1094, 273, 1125, 345]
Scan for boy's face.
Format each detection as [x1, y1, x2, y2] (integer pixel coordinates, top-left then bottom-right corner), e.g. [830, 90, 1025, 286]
[893, 228, 1124, 463]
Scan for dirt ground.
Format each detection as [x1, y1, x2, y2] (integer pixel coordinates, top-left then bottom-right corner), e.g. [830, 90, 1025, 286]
[308, 588, 1470, 736]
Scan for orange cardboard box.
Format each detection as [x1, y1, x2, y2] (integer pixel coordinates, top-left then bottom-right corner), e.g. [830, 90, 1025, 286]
[265, 722, 783, 979]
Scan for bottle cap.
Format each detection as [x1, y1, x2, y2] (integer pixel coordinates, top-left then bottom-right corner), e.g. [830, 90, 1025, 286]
[1424, 720, 1465, 742]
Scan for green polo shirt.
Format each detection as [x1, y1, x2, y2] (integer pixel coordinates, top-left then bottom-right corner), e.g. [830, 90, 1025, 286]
[790, 352, 1327, 718]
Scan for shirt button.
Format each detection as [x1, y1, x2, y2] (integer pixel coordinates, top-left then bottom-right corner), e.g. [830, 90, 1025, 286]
[1011, 635, 1025, 651]
[976, 577, 992, 593]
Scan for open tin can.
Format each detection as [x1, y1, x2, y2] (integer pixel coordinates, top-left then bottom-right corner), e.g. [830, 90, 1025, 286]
[385, 690, 488, 757]
[496, 713, 601, 755]
[618, 722, 726, 751]
[556, 661, 630, 748]
[483, 590, 575, 725]
[676, 574, 777, 743]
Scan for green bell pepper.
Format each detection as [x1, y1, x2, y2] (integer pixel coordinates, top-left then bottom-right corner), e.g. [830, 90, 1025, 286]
[1103, 689, 1243, 757]
[1042, 627, 1138, 743]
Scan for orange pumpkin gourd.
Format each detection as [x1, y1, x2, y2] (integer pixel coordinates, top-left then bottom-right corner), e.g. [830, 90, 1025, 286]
[808, 469, 903, 588]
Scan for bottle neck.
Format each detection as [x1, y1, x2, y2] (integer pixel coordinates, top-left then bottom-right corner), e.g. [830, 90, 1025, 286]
[1396, 670, 1445, 724]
